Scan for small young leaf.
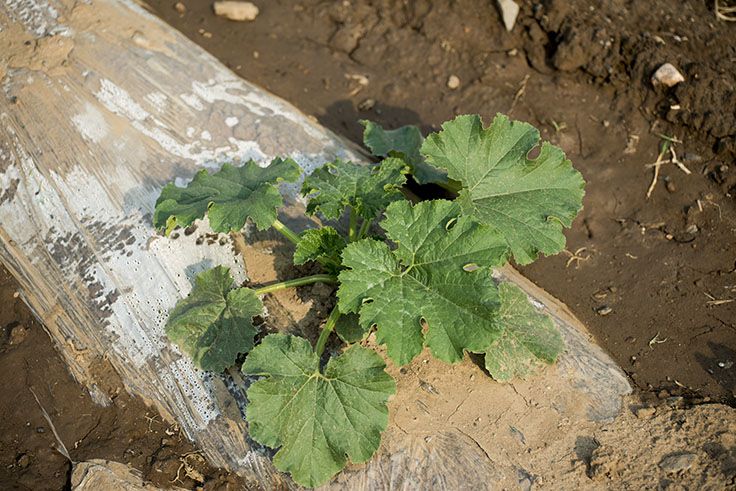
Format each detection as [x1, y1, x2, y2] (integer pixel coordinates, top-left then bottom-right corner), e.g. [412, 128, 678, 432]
[154, 157, 301, 235]
[165, 266, 262, 372]
[361, 120, 448, 186]
[337, 200, 509, 365]
[293, 226, 346, 273]
[243, 334, 395, 488]
[484, 283, 565, 381]
[421, 114, 585, 265]
[301, 158, 408, 221]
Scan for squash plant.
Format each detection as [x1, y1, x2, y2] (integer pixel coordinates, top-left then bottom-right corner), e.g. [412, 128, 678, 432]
[153, 114, 585, 487]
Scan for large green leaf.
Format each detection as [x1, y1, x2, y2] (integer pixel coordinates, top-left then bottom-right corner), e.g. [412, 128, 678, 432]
[337, 200, 509, 365]
[301, 158, 408, 221]
[243, 334, 395, 487]
[293, 226, 346, 274]
[421, 114, 585, 265]
[484, 282, 565, 381]
[361, 120, 447, 186]
[165, 266, 262, 372]
[154, 157, 301, 235]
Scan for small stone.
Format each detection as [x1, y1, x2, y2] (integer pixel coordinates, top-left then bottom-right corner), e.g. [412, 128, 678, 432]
[16, 454, 30, 468]
[657, 389, 670, 399]
[507, 48, 518, 57]
[130, 32, 151, 50]
[635, 406, 656, 419]
[666, 180, 676, 193]
[659, 452, 697, 473]
[595, 305, 612, 316]
[174, 2, 186, 14]
[651, 63, 685, 88]
[213, 1, 259, 22]
[685, 224, 698, 234]
[497, 0, 520, 31]
[36, 426, 45, 433]
[9, 325, 28, 345]
[592, 290, 608, 300]
[447, 75, 460, 90]
[357, 98, 375, 111]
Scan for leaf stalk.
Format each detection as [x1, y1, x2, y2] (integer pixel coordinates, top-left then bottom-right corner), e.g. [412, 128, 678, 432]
[348, 208, 359, 242]
[315, 306, 341, 356]
[272, 219, 301, 245]
[253, 274, 337, 295]
[357, 218, 372, 240]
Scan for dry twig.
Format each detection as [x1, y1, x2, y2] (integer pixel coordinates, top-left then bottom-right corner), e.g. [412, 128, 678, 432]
[646, 142, 670, 199]
[509, 74, 530, 113]
[715, 0, 736, 21]
[704, 291, 735, 306]
[669, 146, 691, 175]
[648, 332, 668, 348]
[29, 388, 72, 461]
[562, 247, 591, 268]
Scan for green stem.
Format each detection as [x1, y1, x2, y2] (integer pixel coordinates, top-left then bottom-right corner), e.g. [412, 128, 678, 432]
[272, 219, 301, 245]
[348, 207, 358, 242]
[253, 274, 337, 295]
[315, 306, 341, 356]
[357, 218, 372, 240]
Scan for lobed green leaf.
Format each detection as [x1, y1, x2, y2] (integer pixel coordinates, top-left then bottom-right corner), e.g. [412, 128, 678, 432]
[421, 114, 585, 265]
[337, 200, 509, 365]
[153, 157, 301, 235]
[165, 266, 262, 372]
[243, 334, 395, 487]
[361, 120, 447, 185]
[293, 226, 346, 274]
[301, 158, 408, 221]
[484, 282, 565, 381]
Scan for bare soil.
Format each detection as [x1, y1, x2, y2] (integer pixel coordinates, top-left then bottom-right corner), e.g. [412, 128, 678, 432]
[2, 0, 736, 489]
[0, 267, 241, 490]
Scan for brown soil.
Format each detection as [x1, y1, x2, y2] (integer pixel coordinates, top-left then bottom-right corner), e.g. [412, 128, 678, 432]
[0, 267, 242, 490]
[545, 402, 736, 489]
[2, 0, 736, 489]
[143, 0, 736, 403]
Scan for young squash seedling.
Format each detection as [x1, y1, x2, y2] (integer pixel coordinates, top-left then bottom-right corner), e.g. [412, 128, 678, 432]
[153, 114, 585, 487]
